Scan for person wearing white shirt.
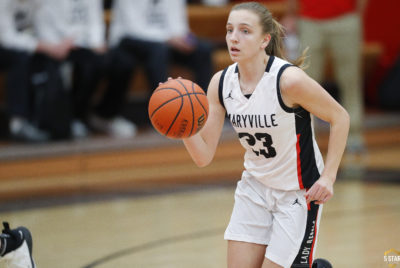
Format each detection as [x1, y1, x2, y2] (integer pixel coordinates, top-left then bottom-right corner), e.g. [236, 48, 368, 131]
[0, 0, 74, 142]
[34, 0, 137, 138]
[93, 0, 213, 128]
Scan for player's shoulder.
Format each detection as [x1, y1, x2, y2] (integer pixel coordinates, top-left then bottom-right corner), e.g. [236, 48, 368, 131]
[212, 69, 224, 82]
[208, 69, 226, 90]
[280, 65, 308, 92]
[205, 69, 229, 107]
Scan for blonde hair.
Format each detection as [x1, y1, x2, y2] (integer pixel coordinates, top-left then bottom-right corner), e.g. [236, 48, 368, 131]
[231, 2, 307, 67]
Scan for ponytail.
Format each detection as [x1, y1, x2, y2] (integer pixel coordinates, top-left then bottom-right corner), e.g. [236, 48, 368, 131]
[265, 19, 285, 60]
[267, 18, 308, 68]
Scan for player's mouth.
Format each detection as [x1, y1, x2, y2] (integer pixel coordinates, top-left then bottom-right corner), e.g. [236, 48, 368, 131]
[230, 46, 240, 55]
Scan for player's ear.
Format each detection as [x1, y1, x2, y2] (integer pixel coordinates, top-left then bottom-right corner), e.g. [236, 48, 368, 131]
[261, 34, 271, 49]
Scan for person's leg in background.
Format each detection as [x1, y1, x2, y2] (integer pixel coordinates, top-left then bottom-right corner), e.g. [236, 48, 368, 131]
[136, 38, 169, 126]
[29, 53, 74, 140]
[91, 42, 137, 138]
[69, 48, 107, 138]
[328, 14, 364, 153]
[298, 18, 328, 136]
[171, 39, 214, 91]
[328, 14, 365, 177]
[298, 19, 326, 86]
[0, 47, 49, 142]
[143, 41, 169, 94]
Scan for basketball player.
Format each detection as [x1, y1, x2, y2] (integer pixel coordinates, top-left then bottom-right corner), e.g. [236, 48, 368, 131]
[0, 222, 35, 268]
[181, 2, 349, 268]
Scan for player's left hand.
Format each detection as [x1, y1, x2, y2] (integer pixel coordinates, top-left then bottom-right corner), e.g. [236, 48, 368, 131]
[305, 176, 334, 204]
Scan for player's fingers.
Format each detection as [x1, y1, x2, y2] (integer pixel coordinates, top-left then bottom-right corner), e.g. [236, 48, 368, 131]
[315, 192, 333, 204]
[306, 183, 322, 200]
[313, 186, 325, 202]
[305, 188, 316, 203]
[315, 197, 328, 205]
[159, 77, 175, 85]
[315, 196, 327, 204]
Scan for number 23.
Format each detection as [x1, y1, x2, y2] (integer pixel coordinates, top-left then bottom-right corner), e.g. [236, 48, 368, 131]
[238, 132, 277, 158]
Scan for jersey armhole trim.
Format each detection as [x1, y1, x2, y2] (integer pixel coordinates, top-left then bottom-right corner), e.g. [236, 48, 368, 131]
[218, 67, 228, 110]
[277, 64, 304, 114]
[266, 55, 275, 72]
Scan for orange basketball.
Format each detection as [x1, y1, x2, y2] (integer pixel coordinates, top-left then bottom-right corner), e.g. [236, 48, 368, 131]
[148, 78, 209, 139]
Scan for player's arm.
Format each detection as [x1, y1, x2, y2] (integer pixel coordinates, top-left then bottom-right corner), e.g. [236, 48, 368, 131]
[280, 67, 350, 204]
[183, 71, 226, 167]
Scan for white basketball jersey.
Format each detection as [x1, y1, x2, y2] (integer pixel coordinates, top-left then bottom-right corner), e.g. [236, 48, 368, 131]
[219, 56, 324, 191]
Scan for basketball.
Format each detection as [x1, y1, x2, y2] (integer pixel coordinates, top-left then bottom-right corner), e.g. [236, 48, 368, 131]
[148, 78, 209, 139]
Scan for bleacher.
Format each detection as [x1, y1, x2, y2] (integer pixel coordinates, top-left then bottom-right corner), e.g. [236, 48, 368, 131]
[127, 3, 383, 97]
[0, 2, 383, 124]
[0, 2, 393, 203]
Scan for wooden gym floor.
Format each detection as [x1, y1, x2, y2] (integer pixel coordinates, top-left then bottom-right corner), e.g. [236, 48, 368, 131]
[0, 112, 399, 268]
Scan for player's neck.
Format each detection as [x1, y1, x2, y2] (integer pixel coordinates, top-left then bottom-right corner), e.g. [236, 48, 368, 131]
[237, 55, 269, 93]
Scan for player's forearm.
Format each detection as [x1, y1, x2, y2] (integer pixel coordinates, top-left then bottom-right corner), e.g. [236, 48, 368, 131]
[183, 134, 215, 167]
[321, 108, 350, 182]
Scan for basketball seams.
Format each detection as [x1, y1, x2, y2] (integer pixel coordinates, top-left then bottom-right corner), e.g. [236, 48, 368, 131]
[150, 93, 205, 119]
[176, 79, 196, 137]
[149, 87, 204, 118]
[165, 96, 184, 137]
[191, 82, 209, 118]
[150, 94, 182, 118]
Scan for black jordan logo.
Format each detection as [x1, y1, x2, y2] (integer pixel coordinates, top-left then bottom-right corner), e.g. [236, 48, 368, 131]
[292, 198, 302, 207]
[225, 90, 234, 100]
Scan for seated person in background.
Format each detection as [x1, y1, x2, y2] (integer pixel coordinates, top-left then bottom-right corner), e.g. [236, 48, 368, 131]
[0, 0, 72, 142]
[92, 0, 213, 131]
[34, 0, 128, 138]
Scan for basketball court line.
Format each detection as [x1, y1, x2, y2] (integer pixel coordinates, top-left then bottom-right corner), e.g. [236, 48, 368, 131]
[81, 227, 225, 268]
[80, 195, 400, 267]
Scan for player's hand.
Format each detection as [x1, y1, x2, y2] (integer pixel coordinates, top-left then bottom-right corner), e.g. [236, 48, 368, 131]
[159, 77, 182, 86]
[305, 176, 334, 204]
[36, 39, 72, 60]
[167, 36, 195, 54]
[93, 45, 107, 54]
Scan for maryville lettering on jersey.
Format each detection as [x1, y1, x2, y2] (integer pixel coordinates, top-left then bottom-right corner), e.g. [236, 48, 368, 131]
[228, 113, 278, 128]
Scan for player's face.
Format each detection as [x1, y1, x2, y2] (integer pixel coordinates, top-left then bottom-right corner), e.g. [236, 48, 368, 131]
[226, 10, 268, 62]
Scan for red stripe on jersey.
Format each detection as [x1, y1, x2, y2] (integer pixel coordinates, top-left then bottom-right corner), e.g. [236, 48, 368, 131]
[296, 134, 304, 189]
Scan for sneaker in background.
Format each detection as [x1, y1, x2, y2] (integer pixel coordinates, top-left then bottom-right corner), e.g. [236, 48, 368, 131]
[89, 115, 137, 138]
[71, 119, 89, 139]
[0, 222, 36, 268]
[9, 117, 49, 142]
